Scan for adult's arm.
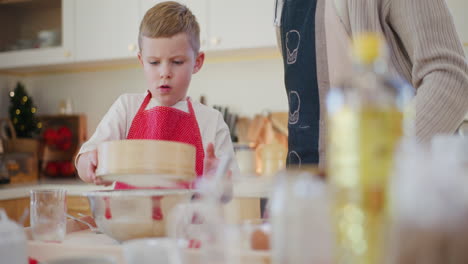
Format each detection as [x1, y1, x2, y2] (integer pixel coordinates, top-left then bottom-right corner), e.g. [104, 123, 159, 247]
[387, 0, 468, 141]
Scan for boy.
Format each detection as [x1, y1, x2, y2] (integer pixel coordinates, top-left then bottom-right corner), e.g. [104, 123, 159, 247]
[76, 1, 239, 185]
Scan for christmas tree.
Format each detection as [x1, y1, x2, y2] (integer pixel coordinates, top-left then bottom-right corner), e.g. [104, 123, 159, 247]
[8, 82, 41, 138]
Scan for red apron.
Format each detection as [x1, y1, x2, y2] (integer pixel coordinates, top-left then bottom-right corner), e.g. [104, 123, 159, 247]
[109, 93, 205, 221]
[126, 92, 205, 177]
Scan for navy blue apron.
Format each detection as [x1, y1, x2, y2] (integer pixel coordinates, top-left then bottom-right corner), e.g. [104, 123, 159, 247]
[260, 0, 320, 216]
[280, 0, 320, 166]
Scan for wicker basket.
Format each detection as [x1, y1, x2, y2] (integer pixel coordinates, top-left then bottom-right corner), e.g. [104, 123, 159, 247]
[0, 118, 39, 183]
[1, 118, 39, 154]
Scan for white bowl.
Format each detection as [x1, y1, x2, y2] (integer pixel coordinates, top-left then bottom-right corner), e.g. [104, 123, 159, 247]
[85, 189, 193, 242]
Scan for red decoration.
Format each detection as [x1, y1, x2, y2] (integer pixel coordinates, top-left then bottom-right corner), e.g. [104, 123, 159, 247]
[42, 125, 73, 150]
[56, 126, 73, 150]
[59, 161, 75, 176]
[45, 161, 75, 177]
[43, 128, 58, 146]
[45, 162, 59, 176]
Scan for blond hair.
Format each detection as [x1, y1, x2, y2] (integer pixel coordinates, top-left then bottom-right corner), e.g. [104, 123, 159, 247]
[138, 1, 200, 53]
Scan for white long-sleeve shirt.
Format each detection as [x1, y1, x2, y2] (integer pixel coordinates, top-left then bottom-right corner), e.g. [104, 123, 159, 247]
[78, 91, 240, 175]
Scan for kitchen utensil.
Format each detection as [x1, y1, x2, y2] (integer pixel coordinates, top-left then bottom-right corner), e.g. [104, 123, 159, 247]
[228, 113, 238, 142]
[96, 140, 196, 186]
[247, 115, 269, 145]
[85, 189, 193, 242]
[66, 213, 101, 234]
[235, 117, 251, 144]
[30, 189, 67, 242]
[269, 112, 288, 136]
[222, 107, 229, 122]
[212, 105, 239, 142]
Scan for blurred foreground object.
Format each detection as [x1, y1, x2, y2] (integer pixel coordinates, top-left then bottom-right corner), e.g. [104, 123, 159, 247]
[0, 209, 28, 264]
[327, 32, 413, 264]
[389, 135, 468, 264]
[270, 167, 333, 264]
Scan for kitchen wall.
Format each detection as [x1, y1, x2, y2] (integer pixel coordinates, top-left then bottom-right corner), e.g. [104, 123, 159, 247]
[0, 56, 287, 136]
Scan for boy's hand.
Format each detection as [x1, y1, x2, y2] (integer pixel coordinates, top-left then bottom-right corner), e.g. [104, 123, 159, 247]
[77, 150, 98, 183]
[77, 150, 112, 186]
[203, 143, 217, 174]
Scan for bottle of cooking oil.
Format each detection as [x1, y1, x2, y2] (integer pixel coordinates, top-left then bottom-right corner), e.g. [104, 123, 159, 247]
[327, 32, 412, 264]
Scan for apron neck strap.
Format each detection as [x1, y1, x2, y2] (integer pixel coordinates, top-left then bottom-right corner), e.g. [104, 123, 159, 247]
[138, 92, 194, 115]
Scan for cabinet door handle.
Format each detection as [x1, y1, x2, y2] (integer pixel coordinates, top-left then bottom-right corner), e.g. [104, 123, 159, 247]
[64, 51, 72, 58]
[128, 44, 137, 52]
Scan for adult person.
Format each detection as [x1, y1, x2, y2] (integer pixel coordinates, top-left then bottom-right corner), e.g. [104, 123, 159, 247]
[274, 0, 468, 167]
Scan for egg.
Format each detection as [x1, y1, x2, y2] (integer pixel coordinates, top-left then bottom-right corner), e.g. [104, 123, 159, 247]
[250, 229, 270, 250]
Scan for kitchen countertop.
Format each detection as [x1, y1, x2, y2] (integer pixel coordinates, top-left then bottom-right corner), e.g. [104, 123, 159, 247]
[28, 230, 271, 264]
[0, 176, 274, 200]
[0, 179, 112, 200]
[22, 177, 274, 263]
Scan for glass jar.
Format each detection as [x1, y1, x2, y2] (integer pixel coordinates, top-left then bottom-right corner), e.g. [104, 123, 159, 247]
[234, 144, 256, 175]
[259, 140, 287, 177]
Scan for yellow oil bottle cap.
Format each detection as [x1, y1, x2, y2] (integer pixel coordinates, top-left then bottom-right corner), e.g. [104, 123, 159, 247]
[352, 32, 383, 64]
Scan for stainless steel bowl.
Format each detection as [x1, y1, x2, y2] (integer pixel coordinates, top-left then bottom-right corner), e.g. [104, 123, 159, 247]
[84, 189, 192, 242]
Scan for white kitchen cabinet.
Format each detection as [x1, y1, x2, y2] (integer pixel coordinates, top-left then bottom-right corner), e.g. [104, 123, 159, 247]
[0, 0, 75, 70]
[0, 0, 276, 72]
[207, 0, 276, 51]
[139, 0, 276, 52]
[74, 0, 139, 62]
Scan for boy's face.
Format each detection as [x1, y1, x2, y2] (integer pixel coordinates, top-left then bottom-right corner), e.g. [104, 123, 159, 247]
[138, 33, 204, 107]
